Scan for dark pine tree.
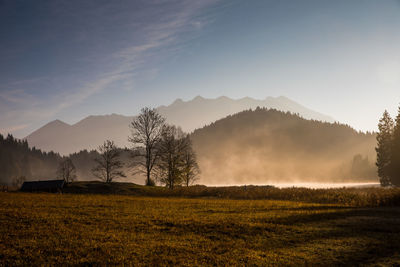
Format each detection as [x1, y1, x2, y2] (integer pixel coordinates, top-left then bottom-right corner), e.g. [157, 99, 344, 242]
[376, 110, 394, 186]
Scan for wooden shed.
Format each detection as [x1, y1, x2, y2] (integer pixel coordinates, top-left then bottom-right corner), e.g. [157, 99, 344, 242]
[20, 180, 65, 193]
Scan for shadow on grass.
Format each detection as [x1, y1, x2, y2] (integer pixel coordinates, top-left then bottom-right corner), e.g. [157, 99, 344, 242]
[198, 205, 354, 215]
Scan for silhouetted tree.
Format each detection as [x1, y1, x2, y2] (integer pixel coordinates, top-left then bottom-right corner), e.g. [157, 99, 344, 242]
[129, 107, 165, 186]
[156, 126, 199, 188]
[376, 107, 400, 187]
[376, 111, 394, 186]
[57, 158, 77, 183]
[92, 140, 125, 183]
[156, 126, 185, 188]
[181, 138, 200, 187]
[389, 107, 400, 186]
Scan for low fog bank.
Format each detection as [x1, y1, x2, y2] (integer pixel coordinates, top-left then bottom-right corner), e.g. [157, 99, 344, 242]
[207, 182, 380, 189]
[191, 108, 377, 185]
[196, 150, 377, 185]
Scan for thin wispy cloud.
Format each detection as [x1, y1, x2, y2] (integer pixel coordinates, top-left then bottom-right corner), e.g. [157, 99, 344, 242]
[0, 0, 219, 137]
[2, 0, 399, 137]
[0, 89, 38, 105]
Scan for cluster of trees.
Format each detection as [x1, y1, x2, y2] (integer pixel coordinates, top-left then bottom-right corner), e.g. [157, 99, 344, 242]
[0, 134, 61, 186]
[128, 108, 199, 188]
[91, 140, 126, 183]
[89, 107, 199, 188]
[376, 107, 400, 186]
[152, 125, 199, 188]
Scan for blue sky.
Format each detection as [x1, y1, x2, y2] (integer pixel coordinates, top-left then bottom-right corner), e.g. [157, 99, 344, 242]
[1, 0, 400, 137]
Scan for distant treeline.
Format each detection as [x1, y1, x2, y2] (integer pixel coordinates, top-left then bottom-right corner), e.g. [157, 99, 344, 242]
[0, 134, 60, 185]
[0, 134, 114, 185]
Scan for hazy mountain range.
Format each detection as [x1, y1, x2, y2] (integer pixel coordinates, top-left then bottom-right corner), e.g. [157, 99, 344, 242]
[26, 96, 335, 155]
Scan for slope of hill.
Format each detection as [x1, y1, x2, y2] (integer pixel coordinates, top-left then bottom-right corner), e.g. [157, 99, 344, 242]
[26, 96, 334, 155]
[157, 95, 334, 132]
[190, 108, 377, 185]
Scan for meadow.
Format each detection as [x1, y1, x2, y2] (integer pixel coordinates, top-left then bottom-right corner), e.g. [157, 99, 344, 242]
[65, 182, 400, 207]
[1, 191, 400, 266]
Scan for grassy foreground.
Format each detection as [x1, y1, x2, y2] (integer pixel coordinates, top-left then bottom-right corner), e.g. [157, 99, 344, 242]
[1, 193, 400, 265]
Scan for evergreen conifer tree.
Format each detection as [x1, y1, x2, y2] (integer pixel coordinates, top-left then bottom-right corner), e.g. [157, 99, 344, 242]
[376, 110, 394, 186]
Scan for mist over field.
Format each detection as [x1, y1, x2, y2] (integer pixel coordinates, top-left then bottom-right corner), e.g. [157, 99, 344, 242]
[192, 109, 377, 185]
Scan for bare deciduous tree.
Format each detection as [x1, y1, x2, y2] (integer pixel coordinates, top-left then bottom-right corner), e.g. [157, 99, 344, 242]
[57, 158, 77, 183]
[156, 126, 199, 188]
[181, 139, 200, 187]
[129, 107, 165, 186]
[156, 126, 185, 188]
[92, 140, 125, 183]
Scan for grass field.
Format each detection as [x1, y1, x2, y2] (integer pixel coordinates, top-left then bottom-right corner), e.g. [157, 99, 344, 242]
[1, 192, 400, 266]
[65, 182, 400, 207]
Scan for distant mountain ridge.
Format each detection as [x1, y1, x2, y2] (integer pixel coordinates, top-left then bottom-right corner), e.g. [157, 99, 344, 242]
[26, 95, 335, 155]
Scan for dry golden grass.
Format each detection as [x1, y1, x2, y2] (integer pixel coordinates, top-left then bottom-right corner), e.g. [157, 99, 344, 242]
[1, 192, 400, 266]
[66, 182, 400, 207]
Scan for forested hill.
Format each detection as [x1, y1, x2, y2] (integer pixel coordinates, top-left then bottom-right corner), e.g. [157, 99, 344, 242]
[0, 134, 101, 186]
[0, 134, 137, 186]
[0, 134, 61, 185]
[191, 108, 378, 185]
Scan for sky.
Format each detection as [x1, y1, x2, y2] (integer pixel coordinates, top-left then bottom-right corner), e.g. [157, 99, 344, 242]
[1, 0, 400, 138]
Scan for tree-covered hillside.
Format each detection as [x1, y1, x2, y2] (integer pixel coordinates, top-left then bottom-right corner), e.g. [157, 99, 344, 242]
[0, 134, 138, 186]
[191, 108, 377, 185]
[0, 134, 61, 185]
